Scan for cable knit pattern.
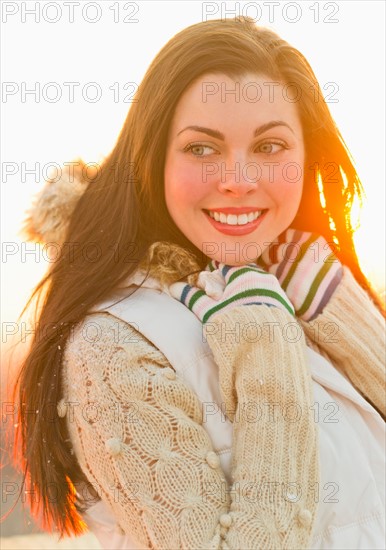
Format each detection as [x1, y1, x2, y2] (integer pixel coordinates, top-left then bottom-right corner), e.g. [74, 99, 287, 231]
[300, 267, 386, 418]
[62, 304, 319, 549]
[205, 306, 319, 549]
[61, 264, 385, 549]
[62, 313, 227, 549]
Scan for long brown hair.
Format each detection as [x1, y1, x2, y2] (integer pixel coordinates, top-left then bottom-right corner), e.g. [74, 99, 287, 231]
[11, 16, 384, 537]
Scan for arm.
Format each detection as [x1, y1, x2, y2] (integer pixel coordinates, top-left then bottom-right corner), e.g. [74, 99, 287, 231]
[299, 267, 386, 417]
[205, 305, 319, 550]
[62, 312, 227, 549]
[62, 309, 318, 550]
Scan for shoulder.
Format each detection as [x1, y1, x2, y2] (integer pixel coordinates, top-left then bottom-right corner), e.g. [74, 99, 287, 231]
[60, 310, 204, 434]
[63, 311, 170, 382]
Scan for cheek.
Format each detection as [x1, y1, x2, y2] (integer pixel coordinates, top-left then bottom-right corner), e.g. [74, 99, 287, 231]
[269, 165, 304, 213]
[165, 162, 206, 214]
[279, 181, 303, 208]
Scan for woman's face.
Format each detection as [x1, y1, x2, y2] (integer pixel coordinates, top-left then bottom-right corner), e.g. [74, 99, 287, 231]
[164, 72, 305, 265]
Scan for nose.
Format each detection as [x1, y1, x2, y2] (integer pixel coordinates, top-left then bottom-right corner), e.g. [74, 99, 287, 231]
[217, 158, 260, 196]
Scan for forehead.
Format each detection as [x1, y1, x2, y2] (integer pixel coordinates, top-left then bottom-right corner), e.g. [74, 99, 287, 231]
[171, 72, 302, 132]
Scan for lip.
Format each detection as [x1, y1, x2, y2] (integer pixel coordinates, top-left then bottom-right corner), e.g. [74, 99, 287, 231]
[203, 209, 268, 236]
[205, 206, 264, 214]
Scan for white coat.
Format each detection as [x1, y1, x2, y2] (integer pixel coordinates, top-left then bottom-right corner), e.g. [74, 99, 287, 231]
[81, 283, 385, 550]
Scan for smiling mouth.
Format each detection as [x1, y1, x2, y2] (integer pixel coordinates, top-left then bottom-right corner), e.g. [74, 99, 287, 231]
[203, 209, 268, 226]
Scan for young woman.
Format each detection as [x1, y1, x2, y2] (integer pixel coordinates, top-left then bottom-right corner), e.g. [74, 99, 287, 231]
[13, 17, 385, 549]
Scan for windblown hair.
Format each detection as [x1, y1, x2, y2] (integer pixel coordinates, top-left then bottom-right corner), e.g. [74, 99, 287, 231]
[11, 16, 384, 537]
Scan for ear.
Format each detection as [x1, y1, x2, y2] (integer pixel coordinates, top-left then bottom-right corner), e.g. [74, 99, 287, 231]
[21, 160, 90, 246]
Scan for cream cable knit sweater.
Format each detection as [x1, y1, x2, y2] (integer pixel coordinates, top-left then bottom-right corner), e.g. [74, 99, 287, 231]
[61, 268, 385, 549]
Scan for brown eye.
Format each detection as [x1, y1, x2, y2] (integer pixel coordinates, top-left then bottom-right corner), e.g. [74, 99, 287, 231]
[259, 143, 274, 153]
[184, 143, 218, 157]
[191, 145, 206, 156]
[256, 141, 286, 154]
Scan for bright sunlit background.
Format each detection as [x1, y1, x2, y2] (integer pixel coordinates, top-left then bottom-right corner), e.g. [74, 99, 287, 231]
[0, 1, 385, 545]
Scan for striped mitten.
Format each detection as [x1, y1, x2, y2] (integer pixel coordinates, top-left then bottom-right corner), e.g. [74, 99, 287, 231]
[169, 262, 294, 324]
[258, 229, 343, 320]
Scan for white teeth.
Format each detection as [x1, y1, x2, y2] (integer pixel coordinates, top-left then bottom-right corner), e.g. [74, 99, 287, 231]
[236, 214, 249, 225]
[208, 210, 263, 225]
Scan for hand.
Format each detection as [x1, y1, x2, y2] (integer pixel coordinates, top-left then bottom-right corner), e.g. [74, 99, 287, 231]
[257, 228, 343, 320]
[169, 261, 294, 324]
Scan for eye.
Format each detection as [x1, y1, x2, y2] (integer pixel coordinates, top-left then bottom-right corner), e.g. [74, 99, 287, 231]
[184, 143, 218, 157]
[256, 141, 287, 154]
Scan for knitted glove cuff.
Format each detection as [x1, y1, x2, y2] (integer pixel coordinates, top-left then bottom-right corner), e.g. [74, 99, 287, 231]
[170, 265, 294, 324]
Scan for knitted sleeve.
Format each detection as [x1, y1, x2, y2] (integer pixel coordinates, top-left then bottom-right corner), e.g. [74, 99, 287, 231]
[62, 308, 318, 549]
[205, 305, 319, 549]
[299, 267, 386, 418]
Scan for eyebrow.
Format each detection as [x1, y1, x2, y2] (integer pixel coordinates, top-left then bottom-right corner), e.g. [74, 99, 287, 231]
[177, 121, 294, 140]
